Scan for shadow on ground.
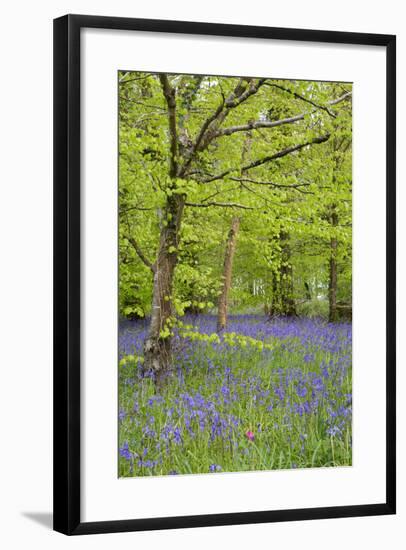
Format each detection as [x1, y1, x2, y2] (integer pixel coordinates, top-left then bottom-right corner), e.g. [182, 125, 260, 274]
[22, 512, 53, 530]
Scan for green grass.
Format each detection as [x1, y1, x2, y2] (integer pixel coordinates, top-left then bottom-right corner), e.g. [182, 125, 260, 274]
[118, 318, 352, 477]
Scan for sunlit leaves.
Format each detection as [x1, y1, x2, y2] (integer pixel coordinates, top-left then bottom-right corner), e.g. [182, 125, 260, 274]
[119, 72, 352, 319]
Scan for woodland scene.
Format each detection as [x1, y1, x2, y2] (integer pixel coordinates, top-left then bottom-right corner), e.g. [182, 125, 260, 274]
[118, 71, 352, 476]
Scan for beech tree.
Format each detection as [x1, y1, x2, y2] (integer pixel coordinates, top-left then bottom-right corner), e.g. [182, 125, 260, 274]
[217, 217, 240, 332]
[119, 72, 352, 384]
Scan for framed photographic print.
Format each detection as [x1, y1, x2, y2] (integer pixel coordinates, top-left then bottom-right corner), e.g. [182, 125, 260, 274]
[53, 14, 396, 535]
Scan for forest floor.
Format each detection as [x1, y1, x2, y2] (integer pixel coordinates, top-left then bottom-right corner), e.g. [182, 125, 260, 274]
[118, 315, 352, 476]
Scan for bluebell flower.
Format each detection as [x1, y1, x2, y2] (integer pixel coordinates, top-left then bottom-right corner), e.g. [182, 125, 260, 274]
[173, 426, 182, 444]
[119, 442, 132, 460]
[296, 384, 307, 398]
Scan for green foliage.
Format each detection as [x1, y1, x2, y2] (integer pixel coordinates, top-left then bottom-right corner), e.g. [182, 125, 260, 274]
[297, 298, 330, 319]
[119, 72, 352, 319]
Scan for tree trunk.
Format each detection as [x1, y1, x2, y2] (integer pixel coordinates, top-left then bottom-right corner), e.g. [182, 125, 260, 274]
[217, 217, 240, 332]
[143, 195, 185, 386]
[280, 232, 297, 316]
[270, 231, 297, 317]
[304, 281, 312, 301]
[328, 210, 339, 322]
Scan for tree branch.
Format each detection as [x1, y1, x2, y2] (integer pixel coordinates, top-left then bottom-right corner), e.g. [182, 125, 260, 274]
[196, 78, 267, 151]
[214, 112, 306, 138]
[119, 74, 153, 84]
[125, 236, 155, 272]
[202, 133, 330, 183]
[179, 78, 267, 176]
[159, 74, 178, 177]
[238, 181, 289, 207]
[185, 201, 253, 210]
[264, 82, 337, 117]
[119, 96, 167, 111]
[244, 132, 330, 171]
[329, 91, 352, 106]
[215, 90, 352, 139]
[119, 205, 155, 215]
[229, 176, 314, 194]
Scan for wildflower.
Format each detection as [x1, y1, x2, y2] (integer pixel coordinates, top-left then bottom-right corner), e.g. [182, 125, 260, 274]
[119, 442, 132, 460]
[173, 426, 182, 444]
[303, 401, 312, 414]
[312, 376, 324, 392]
[138, 459, 158, 468]
[327, 425, 341, 437]
[118, 315, 352, 476]
[275, 385, 285, 401]
[294, 403, 305, 417]
[296, 384, 307, 398]
[245, 430, 255, 441]
[221, 385, 230, 397]
[142, 425, 156, 438]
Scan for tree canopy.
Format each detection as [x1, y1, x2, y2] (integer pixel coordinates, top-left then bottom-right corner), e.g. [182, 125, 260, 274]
[119, 72, 352, 340]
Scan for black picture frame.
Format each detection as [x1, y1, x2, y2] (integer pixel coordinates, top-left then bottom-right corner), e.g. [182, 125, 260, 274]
[53, 14, 396, 536]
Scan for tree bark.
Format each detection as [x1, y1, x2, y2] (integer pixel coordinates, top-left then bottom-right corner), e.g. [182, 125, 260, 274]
[143, 194, 185, 386]
[328, 210, 339, 322]
[217, 217, 240, 332]
[270, 231, 297, 317]
[304, 281, 312, 301]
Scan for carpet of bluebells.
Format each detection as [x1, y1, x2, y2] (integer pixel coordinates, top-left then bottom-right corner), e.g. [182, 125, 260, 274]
[118, 315, 352, 476]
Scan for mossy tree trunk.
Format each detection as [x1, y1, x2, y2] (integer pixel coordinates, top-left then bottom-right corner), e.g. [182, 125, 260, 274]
[217, 217, 240, 332]
[328, 209, 339, 322]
